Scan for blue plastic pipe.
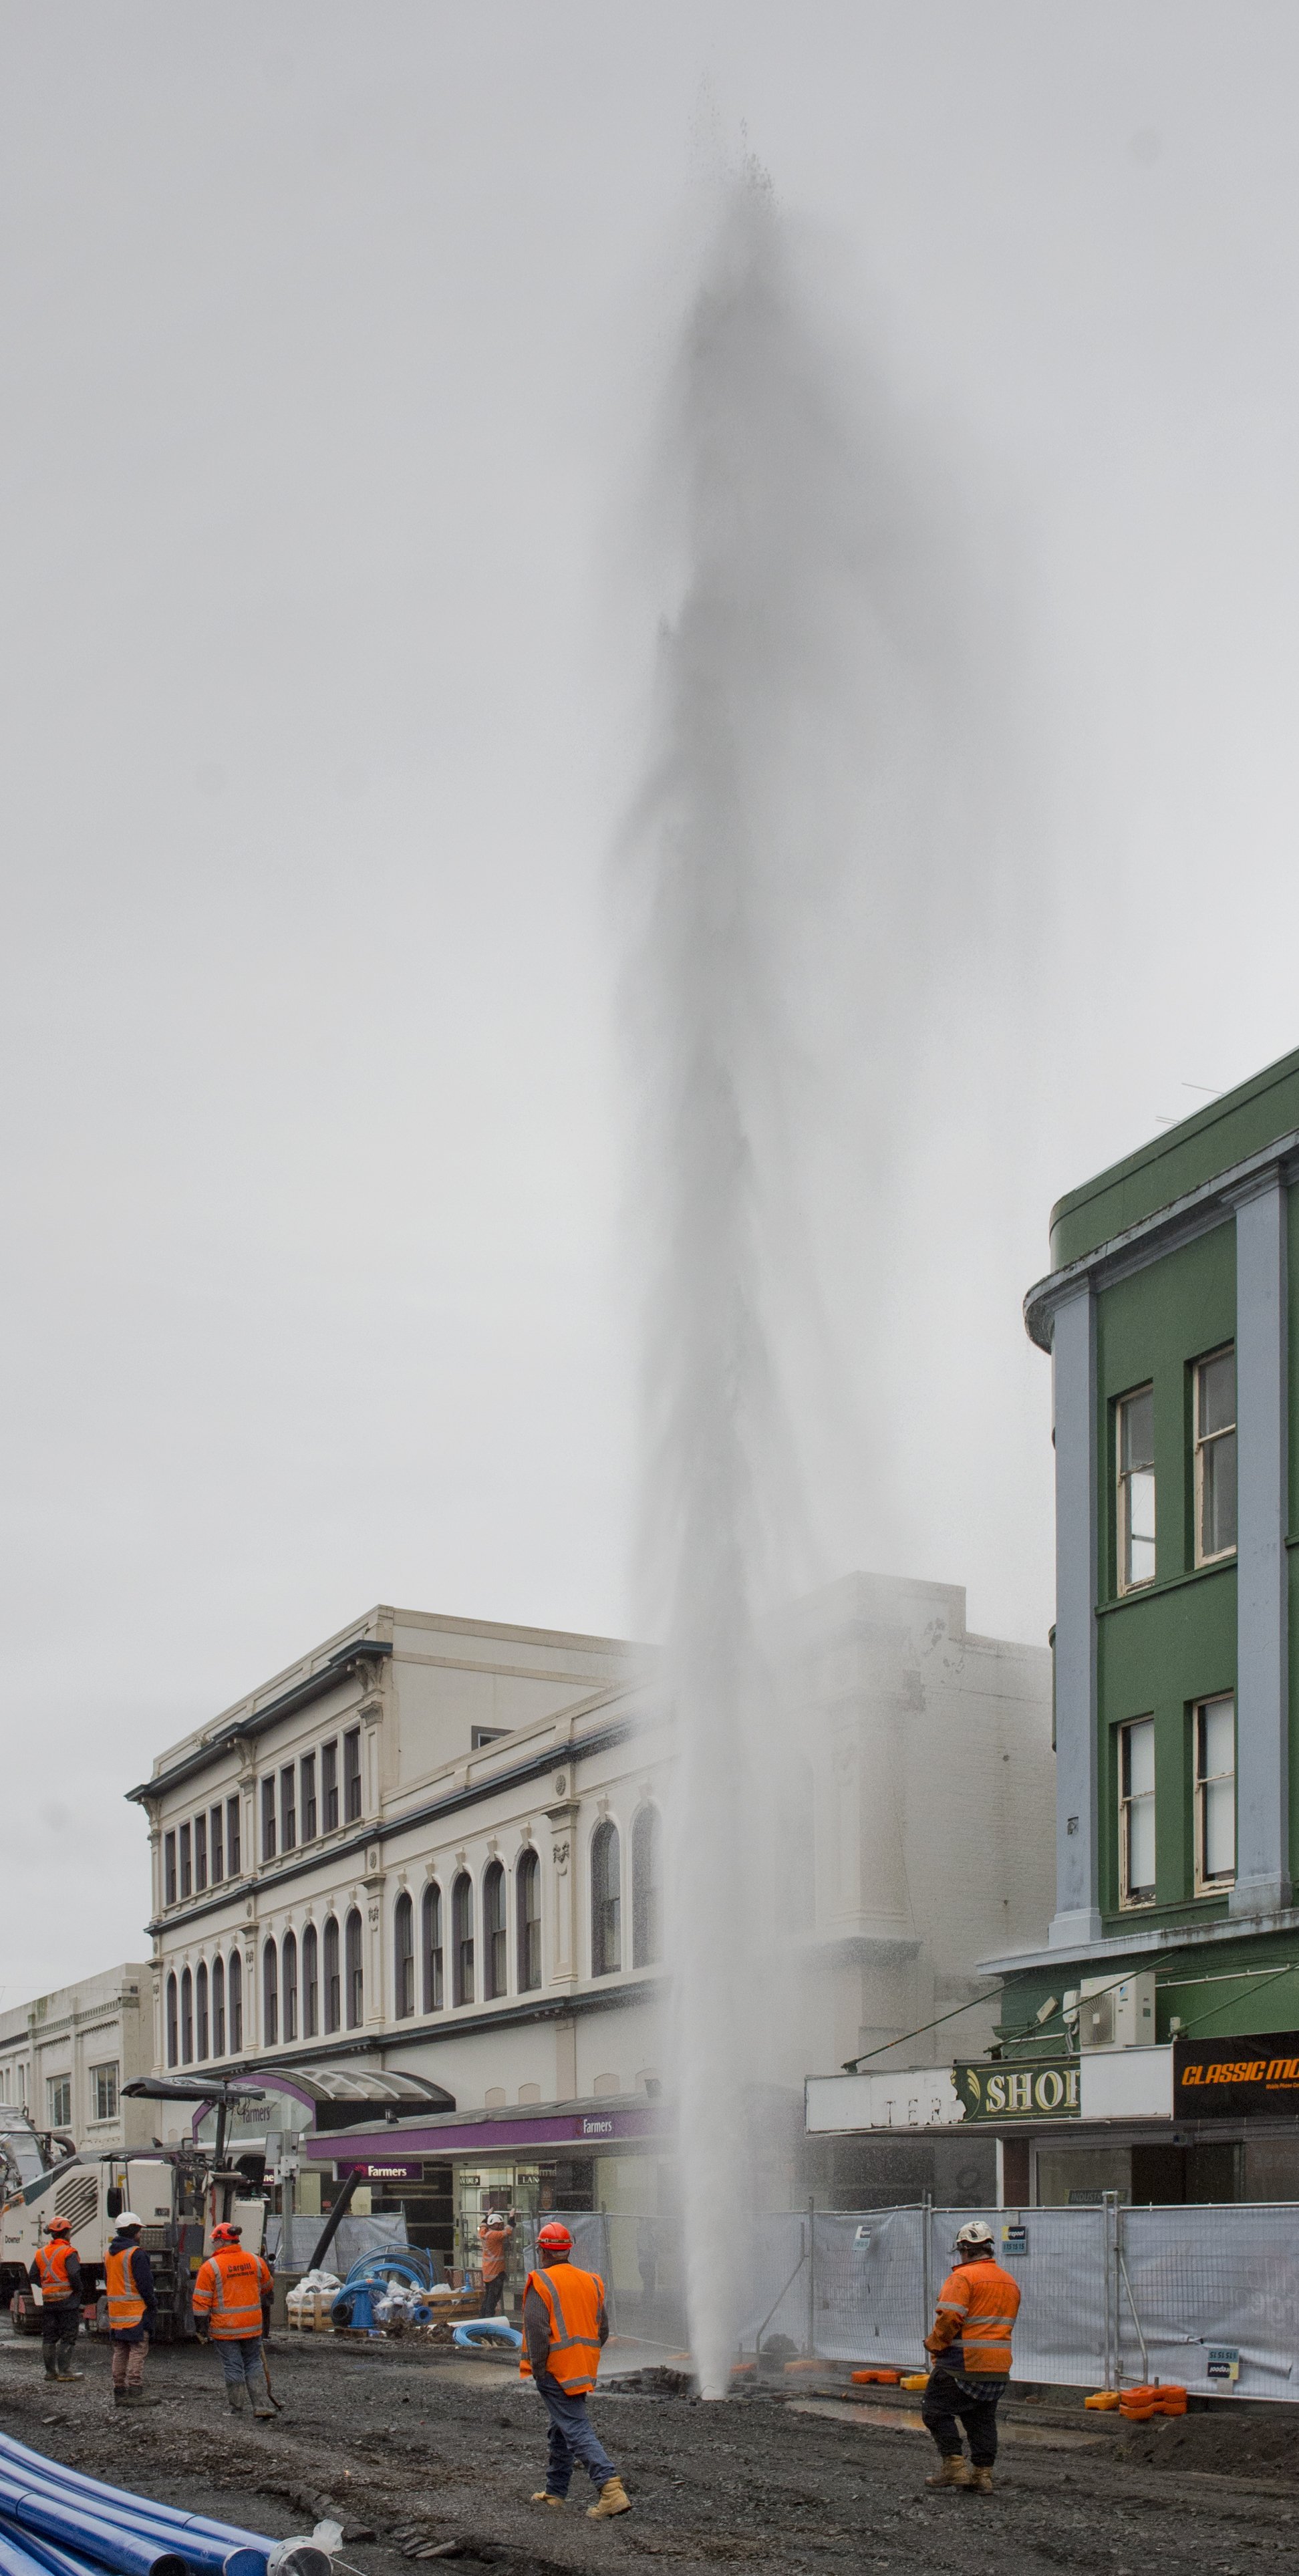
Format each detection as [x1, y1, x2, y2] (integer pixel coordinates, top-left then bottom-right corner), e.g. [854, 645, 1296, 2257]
[0, 2481, 186, 2576]
[0, 2490, 261, 2576]
[0, 2524, 84, 2576]
[0, 2444, 268, 2565]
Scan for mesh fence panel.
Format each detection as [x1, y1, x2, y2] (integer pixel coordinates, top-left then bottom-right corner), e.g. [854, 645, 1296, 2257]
[1121, 2205, 1299, 2399]
[931, 2206, 1109, 2388]
[809, 2208, 928, 2366]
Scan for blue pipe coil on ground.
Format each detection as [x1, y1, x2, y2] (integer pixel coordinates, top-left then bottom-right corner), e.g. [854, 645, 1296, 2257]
[0, 2442, 268, 2567]
[0, 2483, 186, 2576]
[0, 2477, 263, 2576]
[451, 2318, 522, 2349]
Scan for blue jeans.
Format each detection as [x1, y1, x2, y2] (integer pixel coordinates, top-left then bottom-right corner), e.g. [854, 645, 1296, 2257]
[537, 2374, 615, 2497]
[217, 2335, 267, 2394]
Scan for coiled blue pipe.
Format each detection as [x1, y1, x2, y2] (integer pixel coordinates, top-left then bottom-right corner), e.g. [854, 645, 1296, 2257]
[0, 2481, 186, 2576]
[0, 2443, 265, 2565]
[451, 2318, 521, 2349]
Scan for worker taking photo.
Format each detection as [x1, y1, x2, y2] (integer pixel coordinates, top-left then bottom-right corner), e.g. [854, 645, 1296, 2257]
[192, 2222, 276, 2417]
[31, 2215, 83, 2384]
[521, 2221, 629, 2519]
[476, 2207, 516, 2318]
[921, 2219, 1021, 2494]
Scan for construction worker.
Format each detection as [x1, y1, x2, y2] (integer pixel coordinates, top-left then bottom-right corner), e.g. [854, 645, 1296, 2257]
[104, 2212, 158, 2406]
[521, 2220, 630, 2519]
[192, 2221, 276, 2417]
[31, 2216, 83, 2384]
[477, 2208, 515, 2318]
[921, 2218, 1022, 2494]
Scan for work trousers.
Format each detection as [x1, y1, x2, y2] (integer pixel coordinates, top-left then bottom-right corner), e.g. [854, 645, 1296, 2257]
[110, 2333, 149, 2390]
[479, 2275, 505, 2318]
[216, 2335, 269, 2398]
[537, 2374, 616, 2498]
[41, 2303, 80, 2375]
[921, 2367, 1005, 2469]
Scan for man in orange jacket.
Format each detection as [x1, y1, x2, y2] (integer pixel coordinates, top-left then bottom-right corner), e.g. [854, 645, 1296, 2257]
[921, 2219, 1021, 2493]
[521, 2222, 629, 2518]
[31, 2216, 83, 2383]
[192, 2222, 276, 2417]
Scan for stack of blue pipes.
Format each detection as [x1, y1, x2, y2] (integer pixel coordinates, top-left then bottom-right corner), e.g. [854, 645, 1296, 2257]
[0, 2432, 325, 2576]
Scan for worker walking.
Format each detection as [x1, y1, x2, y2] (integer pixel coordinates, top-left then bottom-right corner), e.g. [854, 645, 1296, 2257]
[192, 2222, 276, 2417]
[104, 2213, 158, 2406]
[477, 2208, 515, 2318]
[921, 2219, 1021, 2494]
[32, 2216, 83, 2383]
[521, 2221, 630, 2519]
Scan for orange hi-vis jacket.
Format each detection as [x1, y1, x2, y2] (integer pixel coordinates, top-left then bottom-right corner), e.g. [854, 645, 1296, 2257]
[519, 2261, 606, 2395]
[34, 2242, 77, 2305]
[925, 2257, 1022, 2378]
[191, 2245, 274, 2339]
[105, 2246, 148, 2332]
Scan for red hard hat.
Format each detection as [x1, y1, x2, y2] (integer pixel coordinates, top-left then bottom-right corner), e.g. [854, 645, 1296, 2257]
[46, 2216, 71, 2237]
[537, 2221, 572, 2254]
[212, 2223, 241, 2245]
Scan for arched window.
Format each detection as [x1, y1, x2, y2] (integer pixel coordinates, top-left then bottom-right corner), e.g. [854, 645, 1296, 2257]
[516, 1848, 541, 1992]
[788, 1759, 815, 1932]
[345, 1908, 364, 2028]
[324, 1917, 340, 2031]
[166, 1973, 178, 2068]
[212, 1955, 227, 2057]
[452, 1873, 474, 2006]
[229, 1949, 243, 2053]
[632, 1806, 664, 1968]
[178, 1966, 192, 2063]
[591, 1821, 621, 1977]
[303, 1924, 319, 2037]
[394, 1892, 414, 2017]
[283, 1930, 298, 2043]
[482, 1862, 506, 1999]
[423, 1883, 444, 2012]
[196, 1961, 210, 2059]
[263, 1940, 279, 2047]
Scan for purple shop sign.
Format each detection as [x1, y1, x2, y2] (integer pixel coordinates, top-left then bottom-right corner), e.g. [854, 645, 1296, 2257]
[308, 2100, 669, 2163]
[347, 2159, 426, 2180]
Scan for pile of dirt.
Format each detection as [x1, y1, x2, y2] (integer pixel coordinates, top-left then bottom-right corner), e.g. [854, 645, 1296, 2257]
[1120, 2403, 1299, 2482]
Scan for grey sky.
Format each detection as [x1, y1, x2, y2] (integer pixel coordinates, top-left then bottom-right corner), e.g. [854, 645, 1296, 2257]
[4, 1, 1299, 1997]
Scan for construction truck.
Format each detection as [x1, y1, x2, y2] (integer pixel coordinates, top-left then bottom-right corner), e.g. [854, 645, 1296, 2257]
[0, 2078, 269, 2343]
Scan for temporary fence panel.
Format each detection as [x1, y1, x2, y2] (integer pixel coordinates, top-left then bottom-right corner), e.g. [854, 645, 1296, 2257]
[517, 2212, 617, 2327]
[931, 2206, 1111, 2390]
[807, 2208, 928, 2368]
[1119, 2204, 1299, 2401]
[269, 2212, 409, 2275]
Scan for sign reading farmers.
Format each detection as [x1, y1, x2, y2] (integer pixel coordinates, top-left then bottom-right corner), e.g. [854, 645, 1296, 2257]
[1174, 2031, 1299, 2118]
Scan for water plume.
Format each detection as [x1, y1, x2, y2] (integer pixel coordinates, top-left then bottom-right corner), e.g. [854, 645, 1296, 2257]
[619, 163, 1013, 2398]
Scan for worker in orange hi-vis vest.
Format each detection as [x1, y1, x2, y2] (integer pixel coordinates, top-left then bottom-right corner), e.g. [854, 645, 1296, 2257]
[31, 2216, 84, 2384]
[191, 2222, 275, 2417]
[921, 2219, 1022, 2494]
[104, 2214, 159, 2406]
[477, 2208, 516, 2319]
[520, 2222, 629, 2519]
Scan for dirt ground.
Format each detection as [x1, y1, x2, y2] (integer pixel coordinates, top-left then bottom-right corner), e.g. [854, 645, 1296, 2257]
[2, 2331, 1297, 2576]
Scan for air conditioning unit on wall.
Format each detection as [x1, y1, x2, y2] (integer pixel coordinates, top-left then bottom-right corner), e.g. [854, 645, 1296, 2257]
[1078, 1971, 1156, 2051]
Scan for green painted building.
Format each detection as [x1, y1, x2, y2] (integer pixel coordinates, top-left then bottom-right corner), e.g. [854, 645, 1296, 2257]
[986, 1041, 1299, 2204]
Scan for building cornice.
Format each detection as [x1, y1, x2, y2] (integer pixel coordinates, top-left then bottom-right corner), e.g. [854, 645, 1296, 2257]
[980, 1900, 1299, 1978]
[144, 1709, 640, 1939]
[127, 1641, 394, 1806]
[1024, 1131, 1299, 1353]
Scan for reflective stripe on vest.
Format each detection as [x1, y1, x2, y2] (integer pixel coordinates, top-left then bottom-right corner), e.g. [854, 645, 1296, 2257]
[935, 2260, 1021, 2376]
[105, 2246, 146, 2331]
[519, 2262, 605, 2394]
[192, 2246, 267, 2338]
[35, 2243, 76, 2303]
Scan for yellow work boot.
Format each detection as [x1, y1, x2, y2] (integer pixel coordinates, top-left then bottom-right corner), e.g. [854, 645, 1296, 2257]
[530, 2494, 565, 2509]
[587, 2478, 631, 2519]
[925, 2455, 973, 2490]
[970, 2467, 994, 2495]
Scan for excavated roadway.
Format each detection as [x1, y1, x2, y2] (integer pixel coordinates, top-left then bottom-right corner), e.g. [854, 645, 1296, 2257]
[1, 2333, 1294, 2576]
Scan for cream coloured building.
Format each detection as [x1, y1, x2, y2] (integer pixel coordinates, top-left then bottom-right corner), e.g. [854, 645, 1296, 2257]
[130, 1581, 1052, 2234]
[0, 1964, 154, 2154]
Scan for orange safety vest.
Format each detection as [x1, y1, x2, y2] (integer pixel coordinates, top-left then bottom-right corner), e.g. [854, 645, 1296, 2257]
[519, 2261, 605, 2395]
[191, 2245, 273, 2339]
[104, 2245, 147, 2332]
[478, 2223, 511, 2281]
[929, 2258, 1021, 2377]
[34, 2242, 76, 2304]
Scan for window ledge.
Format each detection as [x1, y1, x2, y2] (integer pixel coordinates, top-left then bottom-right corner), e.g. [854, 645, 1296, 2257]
[1097, 1558, 1236, 1617]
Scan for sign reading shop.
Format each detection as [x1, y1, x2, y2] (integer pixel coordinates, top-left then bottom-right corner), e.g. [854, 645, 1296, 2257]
[1174, 2031, 1299, 2120]
[954, 2061, 1079, 2123]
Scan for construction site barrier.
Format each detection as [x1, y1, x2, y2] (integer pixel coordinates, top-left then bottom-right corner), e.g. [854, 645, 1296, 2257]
[529, 2202, 1299, 2399]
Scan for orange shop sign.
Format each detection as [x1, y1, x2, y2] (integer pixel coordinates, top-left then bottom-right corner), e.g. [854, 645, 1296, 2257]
[1173, 2031, 1299, 2118]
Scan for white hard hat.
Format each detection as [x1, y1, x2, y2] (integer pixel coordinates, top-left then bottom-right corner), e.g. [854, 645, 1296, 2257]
[116, 2211, 144, 2231]
[956, 2219, 994, 2249]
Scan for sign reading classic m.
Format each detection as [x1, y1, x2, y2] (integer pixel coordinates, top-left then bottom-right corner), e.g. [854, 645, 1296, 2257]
[954, 2061, 1080, 2122]
[1174, 2031, 1299, 2119]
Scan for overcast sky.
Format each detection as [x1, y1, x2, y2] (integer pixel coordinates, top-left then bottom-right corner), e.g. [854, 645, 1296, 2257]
[5, 1, 1299, 2001]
